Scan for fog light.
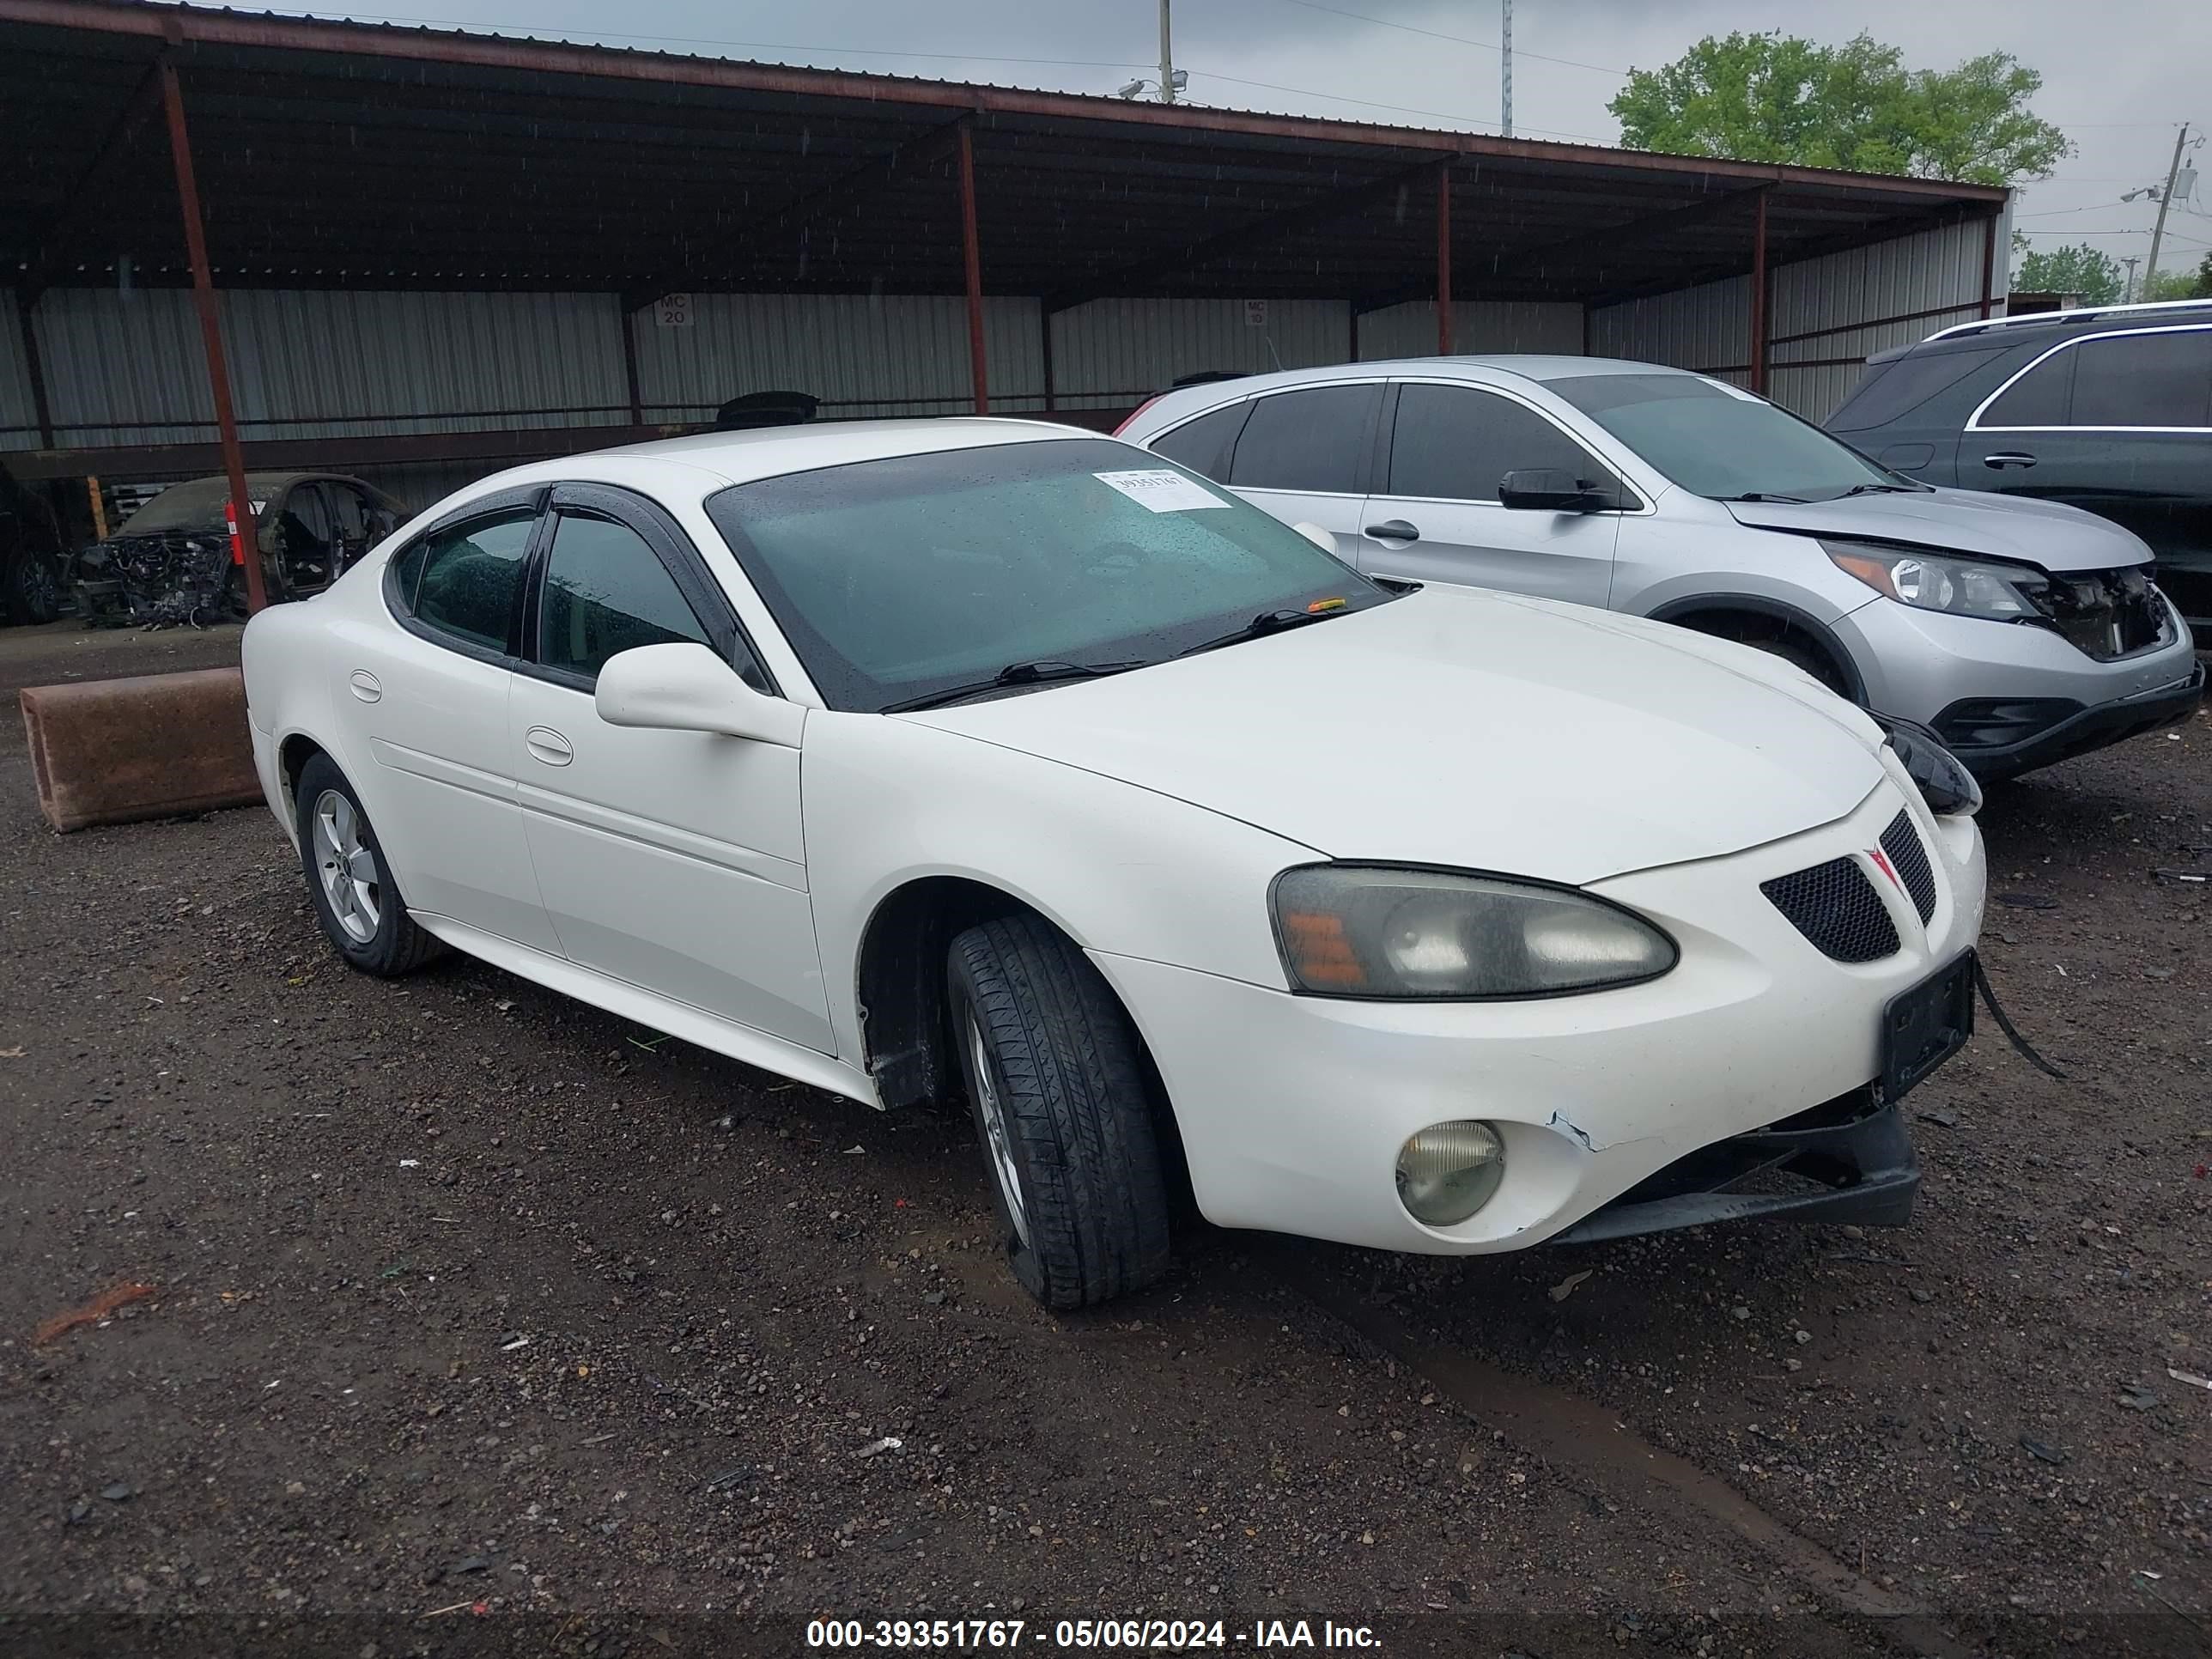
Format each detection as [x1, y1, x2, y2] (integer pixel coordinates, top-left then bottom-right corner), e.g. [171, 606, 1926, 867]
[1395, 1121, 1505, 1225]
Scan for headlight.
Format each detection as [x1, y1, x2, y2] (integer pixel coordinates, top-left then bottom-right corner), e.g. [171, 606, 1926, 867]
[1872, 714, 1982, 817]
[1822, 539, 2048, 621]
[1271, 865, 1677, 1000]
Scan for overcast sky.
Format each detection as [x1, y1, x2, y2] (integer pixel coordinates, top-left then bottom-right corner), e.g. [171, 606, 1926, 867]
[299, 0, 2212, 283]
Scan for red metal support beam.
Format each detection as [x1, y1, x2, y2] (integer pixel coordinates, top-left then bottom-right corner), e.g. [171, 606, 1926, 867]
[621, 306, 644, 425]
[1436, 162, 1453, 356]
[1040, 308, 1056, 413]
[1979, 211, 1999, 319]
[15, 295, 54, 447]
[159, 59, 264, 613]
[957, 125, 988, 416]
[1747, 186, 1769, 396]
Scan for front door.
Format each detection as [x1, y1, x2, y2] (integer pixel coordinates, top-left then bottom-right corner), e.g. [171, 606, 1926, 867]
[1356, 380, 1625, 607]
[507, 483, 834, 1052]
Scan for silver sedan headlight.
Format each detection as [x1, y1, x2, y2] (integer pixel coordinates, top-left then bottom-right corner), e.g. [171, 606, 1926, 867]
[1271, 865, 1677, 1000]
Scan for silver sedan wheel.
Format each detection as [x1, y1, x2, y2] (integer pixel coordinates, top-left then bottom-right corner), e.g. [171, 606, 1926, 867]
[311, 788, 380, 945]
[968, 1015, 1030, 1246]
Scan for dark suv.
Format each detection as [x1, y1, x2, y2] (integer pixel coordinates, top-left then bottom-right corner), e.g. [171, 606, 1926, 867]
[1828, 300, 2212, 638]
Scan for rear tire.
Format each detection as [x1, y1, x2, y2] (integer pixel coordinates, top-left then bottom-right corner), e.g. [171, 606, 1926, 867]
[295, 755, 446, 976]
[946, 915, 1172, 1310]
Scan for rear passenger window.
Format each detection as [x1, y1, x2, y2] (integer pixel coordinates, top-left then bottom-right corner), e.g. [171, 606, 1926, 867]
[408, 511, 533, 653]
[538, 512, 710, 683]
[1150, 402, 1249, 481]
[1387, 383, 1600, 501]
[2070, 330, 2212, 427]
[1828, 345, 2010, 432]
[1227, 385, 1381, 493]
[1980, 347, 2075, 427]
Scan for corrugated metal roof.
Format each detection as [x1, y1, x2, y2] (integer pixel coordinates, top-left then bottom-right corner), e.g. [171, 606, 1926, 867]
[1, 0, 2004, 307]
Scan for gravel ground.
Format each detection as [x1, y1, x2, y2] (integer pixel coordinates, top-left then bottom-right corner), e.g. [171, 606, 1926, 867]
[2, 623, 2206, 1659]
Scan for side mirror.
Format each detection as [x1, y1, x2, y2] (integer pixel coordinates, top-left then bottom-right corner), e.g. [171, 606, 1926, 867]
[1498, 467, 1601, 513]
[1291, 520, 1336, 555]
[595, 641, 804, 747]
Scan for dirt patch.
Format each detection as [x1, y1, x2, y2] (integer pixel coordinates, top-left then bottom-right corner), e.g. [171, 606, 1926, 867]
[1, 628, 2206, 1656]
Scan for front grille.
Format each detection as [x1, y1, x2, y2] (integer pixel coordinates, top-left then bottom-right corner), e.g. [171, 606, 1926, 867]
[1878, 811, 1936, 924]
[2029, 565, 2171, 660]
[1761, 858, 1901, 963]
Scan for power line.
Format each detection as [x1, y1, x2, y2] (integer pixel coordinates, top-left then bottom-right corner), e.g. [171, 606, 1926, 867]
[1260, 0, 1625, 76]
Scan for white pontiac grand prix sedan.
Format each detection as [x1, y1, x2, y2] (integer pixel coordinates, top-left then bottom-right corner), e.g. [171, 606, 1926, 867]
[243, 419, 1989, 1309]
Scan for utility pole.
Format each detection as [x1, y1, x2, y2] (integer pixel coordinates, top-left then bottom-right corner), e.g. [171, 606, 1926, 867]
[2144, 123, 2188, 297]
[1499, 0, 1513, 137]
[2121, 256, 2141, 304]
[1158, 0, 1176, 104]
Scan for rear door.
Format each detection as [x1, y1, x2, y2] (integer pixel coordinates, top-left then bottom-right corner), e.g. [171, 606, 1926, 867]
[353, 488, 558, 952]
[1966, 325, 2212, 570]
[1357, 379, 1626, 607]
[1215, 381, 1384, 562]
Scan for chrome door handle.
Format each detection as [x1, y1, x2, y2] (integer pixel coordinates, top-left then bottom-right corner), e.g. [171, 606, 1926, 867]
[1364, 520, 1420, 541]
[1983, 453, 2038, 470]
[348, 670, 381, 702]
[524, 725, 574, 767]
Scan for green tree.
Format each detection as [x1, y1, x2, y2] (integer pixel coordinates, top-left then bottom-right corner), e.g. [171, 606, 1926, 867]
[2013, 241, 2123, 303]
[2142, 258, 2212, 301]
[1610, 31, 2069, 186]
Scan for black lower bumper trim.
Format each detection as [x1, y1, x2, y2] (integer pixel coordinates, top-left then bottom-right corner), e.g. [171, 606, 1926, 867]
[1550, 1091, 1918, 1246]
[1942, 661, 2205, 782]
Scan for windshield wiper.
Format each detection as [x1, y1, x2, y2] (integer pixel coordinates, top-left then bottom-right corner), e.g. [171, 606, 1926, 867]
[1177, 607, 1346, 659]
[1717, 491, 1810, 504]
[1839, 481, 1931, 495]
[881, 659, 1149, 714]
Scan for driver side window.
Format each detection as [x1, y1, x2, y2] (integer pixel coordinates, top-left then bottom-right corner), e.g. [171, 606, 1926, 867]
[1386, 383, 1606, 502]
[538, 511, 713, 684]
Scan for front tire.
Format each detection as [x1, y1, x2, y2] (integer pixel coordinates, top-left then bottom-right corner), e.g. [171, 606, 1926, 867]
[946, 915, 1172, 1310]
[294, 755, 445, 976]
[3, 547, 63, 624]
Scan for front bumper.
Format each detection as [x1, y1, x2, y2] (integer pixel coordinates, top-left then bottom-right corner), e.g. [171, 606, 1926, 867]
[1931, 660, 2204, 782]
[1551, 1088, 1917, 1244]
[1091, 775, 1983, 1256]
[1838, 589, 2202, 779]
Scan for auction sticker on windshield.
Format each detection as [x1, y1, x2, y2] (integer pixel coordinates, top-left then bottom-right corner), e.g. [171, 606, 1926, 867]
[1093, 470, 1231, 512]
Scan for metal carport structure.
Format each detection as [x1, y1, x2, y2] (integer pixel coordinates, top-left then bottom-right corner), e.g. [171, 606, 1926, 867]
[1, 0, 2009, 605]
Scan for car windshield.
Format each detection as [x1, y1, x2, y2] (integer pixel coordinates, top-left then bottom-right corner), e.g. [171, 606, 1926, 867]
[1546, 373, 1896, 501]
[116, 476, 288, 537]
[705, 437, 1389, 713]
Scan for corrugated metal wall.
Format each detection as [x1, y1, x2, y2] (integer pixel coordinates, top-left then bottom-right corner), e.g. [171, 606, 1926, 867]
[1048, 299, 1349, 411]
[0, 289, 37, 446]
[1355, 300, 1583, 360]
[0, 213, 1999, 471]
[633, 292, 1042, 421]
[22, 287, 631, 448]
[1590, 217, 1997, 418]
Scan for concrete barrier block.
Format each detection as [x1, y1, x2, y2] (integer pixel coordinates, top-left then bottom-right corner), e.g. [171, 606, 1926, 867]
[21, 666, 263, 833]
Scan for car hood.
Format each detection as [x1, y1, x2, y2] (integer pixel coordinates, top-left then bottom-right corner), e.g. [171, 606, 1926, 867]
[903, 586, 1887, 886]
[1723, 487, 2153, 573]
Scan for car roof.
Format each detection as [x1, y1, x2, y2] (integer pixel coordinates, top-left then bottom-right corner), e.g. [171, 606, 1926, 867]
[467, 416, 1110, 497]
[1863, 301, 2212, 368]
[1121, 356, 1705, 427]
